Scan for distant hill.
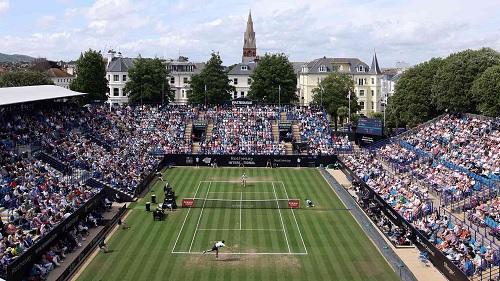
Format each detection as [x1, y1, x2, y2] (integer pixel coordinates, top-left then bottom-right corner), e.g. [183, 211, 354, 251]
[0, 53, 35, 63]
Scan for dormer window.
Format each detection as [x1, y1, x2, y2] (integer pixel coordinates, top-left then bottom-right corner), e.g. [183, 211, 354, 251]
[241, 65, 248, 71]
[318, 65, 327, 72]
[358, 66, 364, 72]
[301, 66, 308, 73]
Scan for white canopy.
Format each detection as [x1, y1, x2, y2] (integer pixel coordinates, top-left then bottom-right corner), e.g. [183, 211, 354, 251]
[0, 85, 87, 106]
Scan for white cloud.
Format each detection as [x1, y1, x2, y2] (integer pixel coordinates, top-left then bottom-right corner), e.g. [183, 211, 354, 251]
[1, 0, 500, 66]
[0, 0, 8, 14]
[36, 15, 56, 29]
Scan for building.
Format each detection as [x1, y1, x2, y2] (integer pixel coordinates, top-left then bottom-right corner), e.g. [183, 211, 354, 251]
[296, 53, 384, 114]
[228, 11, 258, 99]
[46, 67, 75, 89]
[106, 50, 134, 105]
[167, 56, 205, 104]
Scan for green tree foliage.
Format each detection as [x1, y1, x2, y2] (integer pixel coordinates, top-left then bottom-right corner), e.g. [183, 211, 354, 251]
[124, 56, 171, 104]
[188, 52, 234, 105]
[311, 72, 360, 130]
[0, 70, 53, 87]
[471, 65, 500, 117]
[387, 58, 444, 128]
[336, 106, 349, 125]
[70, 49, 108, 102]
[248, 53, 297, 103]
[431, 48, 500, 113]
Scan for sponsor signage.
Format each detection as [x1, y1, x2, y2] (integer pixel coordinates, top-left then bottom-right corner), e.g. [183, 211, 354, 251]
[288, 199, 300, 209]
[162, 154, 336, 168]
[182, 199, 195, 207]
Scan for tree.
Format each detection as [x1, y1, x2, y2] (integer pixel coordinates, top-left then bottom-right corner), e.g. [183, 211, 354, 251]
[124, 56, 171, 104]
[248, 53, 297, 103]
[188, 52, 234, 105]
[0, 70, 53, 87]
[431, 48, 500, 113]
[387, 58, 444, 128]
[337, 106, 349, 125]
[471, 65, 500, 117]
[311, 72, 360, 130]
[368, 112, 384, 121]
[70, 49, 108, 103]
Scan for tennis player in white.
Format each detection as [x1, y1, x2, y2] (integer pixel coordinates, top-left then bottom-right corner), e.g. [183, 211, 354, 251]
[203, 240, 225, 258]
[241, 173, 247, 187]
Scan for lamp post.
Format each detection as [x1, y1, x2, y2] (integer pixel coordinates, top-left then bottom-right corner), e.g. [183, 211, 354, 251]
[278, 84, 281, 110]
[348, 90, 351, 126]
[204, 84, 207, 108]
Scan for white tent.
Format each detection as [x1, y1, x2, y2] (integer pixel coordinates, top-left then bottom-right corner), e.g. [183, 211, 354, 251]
[0, 85, 87, 106]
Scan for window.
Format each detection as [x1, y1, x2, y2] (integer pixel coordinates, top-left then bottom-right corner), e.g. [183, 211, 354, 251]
[123, 91, 127, 97]
[240, 91, 245, 97]
[241, 65, 248, 71]
[183, 77, 188, 84]
[123, 75, 127, 82]
[318, 65, 327, 72]
[301, 66, 308, 73]
[371, 102, 374, 110]
[371, 90, 374, 96]
[170, 77, 175, 84]
[248, 78, 252, 85]
[113, 75, 119, 82]
[182, 90, 185, 98]
[233, 78, 238, 85]
[371, 78, 375, 85]
[108, 75, 110, 81]
[358, 66, 364, 72]
[233, 92, 237, 99]
[359, 101, 365, 109]
[359, 90, 365, 96]
[339, 65, 343, 71]
[113, 88, 119, 96]
[358, 78, 364, 86]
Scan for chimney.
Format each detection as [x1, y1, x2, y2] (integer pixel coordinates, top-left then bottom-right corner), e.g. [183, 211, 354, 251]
[107, 49, 115, 66]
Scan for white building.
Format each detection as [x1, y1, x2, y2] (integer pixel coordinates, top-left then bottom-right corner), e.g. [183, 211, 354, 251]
[166, 56, 205, 104]
[46, 68, 75, 89]
[106, 50, 134, 105]
[296, 53, 385, 114]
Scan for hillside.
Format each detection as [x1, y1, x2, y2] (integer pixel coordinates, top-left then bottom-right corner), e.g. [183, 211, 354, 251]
[0, 53, 34, 63]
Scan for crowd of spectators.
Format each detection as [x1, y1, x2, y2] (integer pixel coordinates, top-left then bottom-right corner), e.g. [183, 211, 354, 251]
[415, 211, 498, 276]
[467, 197, 500, 238]
[403, 114, 500, 180]
[201, 106, 284, 155]
[287, 107, 339, 154]
[342, 153, 432, 222]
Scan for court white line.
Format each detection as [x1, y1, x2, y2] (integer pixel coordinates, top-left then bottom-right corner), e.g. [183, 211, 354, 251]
[280, 181, 308, 254]
[198, 228, 284, 231]
[200, 180, 283, 183]
[171, 181, 203, 253]
[239, 192, 243, 230]
[172, 251, 308, 255]
[272, 182, 291, 253]
[188, 181, 212, 252]
[208, 191, 274, 193]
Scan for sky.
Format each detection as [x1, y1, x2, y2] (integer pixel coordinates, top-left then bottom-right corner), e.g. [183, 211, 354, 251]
[1, 0, 500, 67]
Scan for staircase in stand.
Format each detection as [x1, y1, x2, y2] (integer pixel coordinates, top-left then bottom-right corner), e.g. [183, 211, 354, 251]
[292, 122, 301, 142]
[280, 112, 287, 122]
[185, 120, 193, 142]
[272, 120, 279, 142]
[206, 121, 214, 139]
[285, 143, 293, 155]
[192, 142, 201, 154]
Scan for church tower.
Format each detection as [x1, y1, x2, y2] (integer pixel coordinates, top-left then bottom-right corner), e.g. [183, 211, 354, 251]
[242, 10, 257, 63]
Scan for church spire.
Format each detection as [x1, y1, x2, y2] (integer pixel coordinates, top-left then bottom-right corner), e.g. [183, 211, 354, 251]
[242, 10, 257, 63]
[369, 50, 382, 75]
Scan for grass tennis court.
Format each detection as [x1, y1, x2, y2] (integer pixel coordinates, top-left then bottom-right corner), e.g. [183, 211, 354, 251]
[77, 168, 398, 281]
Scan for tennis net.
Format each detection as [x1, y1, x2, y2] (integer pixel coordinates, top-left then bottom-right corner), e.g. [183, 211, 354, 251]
[181, 198, 300, 209]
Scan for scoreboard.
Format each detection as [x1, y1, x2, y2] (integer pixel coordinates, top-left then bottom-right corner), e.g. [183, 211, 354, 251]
[357, 118, 383, 136]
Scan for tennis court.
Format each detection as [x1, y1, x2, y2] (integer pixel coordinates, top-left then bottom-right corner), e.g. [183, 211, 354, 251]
[172, 180, 307, 255]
